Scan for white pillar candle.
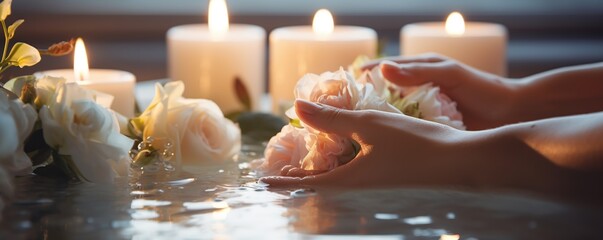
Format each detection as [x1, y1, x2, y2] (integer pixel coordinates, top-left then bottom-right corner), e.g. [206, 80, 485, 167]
[36, 38, 136, 118]
[270, 9, 377, 114]
[401, 12, 507, 76]
[167, 0, 265, 114]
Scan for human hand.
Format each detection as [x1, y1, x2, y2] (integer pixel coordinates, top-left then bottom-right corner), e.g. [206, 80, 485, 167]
[260, 99, 472, 188]
[363, 53, 519, 130]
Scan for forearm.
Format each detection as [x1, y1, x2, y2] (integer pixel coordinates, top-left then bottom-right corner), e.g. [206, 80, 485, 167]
[458, 113, 603, 197]
[511, 62, 603, 122]
[509, 111, 603, 171]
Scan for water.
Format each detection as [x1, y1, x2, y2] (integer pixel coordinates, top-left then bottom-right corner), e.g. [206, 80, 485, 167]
[1, 146, 603, 239]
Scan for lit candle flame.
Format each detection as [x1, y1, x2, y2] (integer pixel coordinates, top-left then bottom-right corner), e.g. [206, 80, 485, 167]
[312, 9, 334, 35]
[208, 0, 229, 35]
[445, 11, 465, 36]
[73, 38, 89, 81]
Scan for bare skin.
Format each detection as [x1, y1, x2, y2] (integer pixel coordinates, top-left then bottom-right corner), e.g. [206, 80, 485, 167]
[261, 55, 603, 197]
[366, 54, 603, 130]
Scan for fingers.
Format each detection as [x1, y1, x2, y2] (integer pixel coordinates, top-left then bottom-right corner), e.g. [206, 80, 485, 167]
[380, 60, 461, 89]
[295, 99, 362, 139]
[280, 165, 328, 177]
[259, 176, 305, 187]
[259, 174, 323, 187]
[360, 53, 447, 70]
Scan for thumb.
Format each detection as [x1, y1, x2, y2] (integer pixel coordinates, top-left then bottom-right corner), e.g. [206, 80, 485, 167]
[381, 60, 459, 88]
[295, 99, 360, 139]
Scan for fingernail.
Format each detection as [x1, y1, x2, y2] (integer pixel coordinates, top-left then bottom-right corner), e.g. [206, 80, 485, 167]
[380, 60, 400, 70]
[295, 99, 322, 116]
[381, 61, 409, 78]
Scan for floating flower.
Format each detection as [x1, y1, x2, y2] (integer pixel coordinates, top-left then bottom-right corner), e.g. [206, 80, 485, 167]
[0, 89, 36, 176]
[38, 82, 133, 183]
[133, 81, 241, 166]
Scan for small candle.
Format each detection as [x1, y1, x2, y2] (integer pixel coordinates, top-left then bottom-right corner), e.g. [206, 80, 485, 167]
[270, 9, 377, 114]
[167, 0, 266, 114]
[401, 12, 507, 76]
[36, 38, 136, 117]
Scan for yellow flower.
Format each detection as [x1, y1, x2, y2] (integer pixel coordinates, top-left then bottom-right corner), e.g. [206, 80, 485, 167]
[7, 19, 23, 39]
[0, 0, 11, 21]
[6, 42, 41, 68]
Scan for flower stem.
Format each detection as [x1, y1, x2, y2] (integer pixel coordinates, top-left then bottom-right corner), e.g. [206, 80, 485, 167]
[1, 20, 8, 61]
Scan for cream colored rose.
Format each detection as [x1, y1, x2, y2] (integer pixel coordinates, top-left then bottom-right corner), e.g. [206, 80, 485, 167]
[0, 90, 35, 176]
[136, 81, 241, 165]
[39, 83, 133, 183]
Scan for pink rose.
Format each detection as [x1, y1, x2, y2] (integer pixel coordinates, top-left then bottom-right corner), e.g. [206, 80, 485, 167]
[300, 133, 355, 171]
[257, 125, 309, 176]
[397, 83, 465, 130]
[295, 67, 360, 110]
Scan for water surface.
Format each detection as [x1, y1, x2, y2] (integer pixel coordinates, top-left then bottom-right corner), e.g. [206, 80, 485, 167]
[1, 146, 602, 239]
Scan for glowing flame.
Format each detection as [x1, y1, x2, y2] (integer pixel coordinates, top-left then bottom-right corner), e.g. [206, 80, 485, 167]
[445, 11, 465, 36]
[208, 0, 229, 34]
[73, 38, 89, 81]
[312, 9, 334, 35]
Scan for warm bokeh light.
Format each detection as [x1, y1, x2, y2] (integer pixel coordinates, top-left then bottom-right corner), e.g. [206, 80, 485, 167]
[440, 234, 460, 240]
[208, 0, 229, 34]
[73, 37, 89, 81]
[312, 9, 334, 35]
[445, 11, 465, 36]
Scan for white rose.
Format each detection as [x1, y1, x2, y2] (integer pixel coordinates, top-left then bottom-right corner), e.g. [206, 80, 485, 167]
[0, 166, 13, 221]
[136, 81, 241, 165]
[39, 83, 133, 183]
[0, 90, 36, 176]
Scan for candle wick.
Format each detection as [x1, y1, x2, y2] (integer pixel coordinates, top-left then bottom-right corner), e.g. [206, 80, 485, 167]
[78, 72, 86, 81]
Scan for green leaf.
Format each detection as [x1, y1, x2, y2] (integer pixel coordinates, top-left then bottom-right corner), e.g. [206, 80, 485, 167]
[24, 128, 48, 152]
[233, 76, 252, 111]
[127, 119, 144, 139]
[289, 118, 303, 128]
[237, 112, 286, 141]
[132, 149, 158, 167]
[28, 147, 52, 167]
[52, 152, 88, 182]
[32, 160, 71, 180]
[224, 110, 243, 122]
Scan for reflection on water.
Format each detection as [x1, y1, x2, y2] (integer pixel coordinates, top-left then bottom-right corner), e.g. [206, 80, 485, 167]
[1, 144, 603, 239]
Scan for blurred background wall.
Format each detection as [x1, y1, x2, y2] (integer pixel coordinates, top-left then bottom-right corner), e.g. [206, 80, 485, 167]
[7, 0, 603, 81]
